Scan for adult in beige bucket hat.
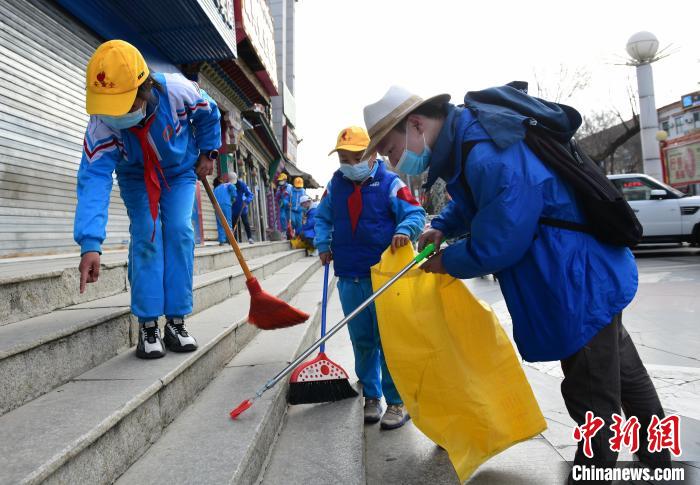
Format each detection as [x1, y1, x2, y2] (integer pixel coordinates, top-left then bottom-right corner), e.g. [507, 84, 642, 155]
[362, 86, 450, 167]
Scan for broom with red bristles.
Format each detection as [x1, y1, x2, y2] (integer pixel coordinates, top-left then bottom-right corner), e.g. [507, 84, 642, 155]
[201, 176, 309, 329]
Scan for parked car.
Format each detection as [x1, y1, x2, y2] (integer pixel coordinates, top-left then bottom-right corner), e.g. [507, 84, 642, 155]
[607, 174, 700, 245]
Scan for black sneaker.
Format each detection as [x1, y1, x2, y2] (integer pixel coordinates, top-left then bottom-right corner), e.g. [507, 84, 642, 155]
[164, 318, 198, 352]
[136, 320, 165, 359]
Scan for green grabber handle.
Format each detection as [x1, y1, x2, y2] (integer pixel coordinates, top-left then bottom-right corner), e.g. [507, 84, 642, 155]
[252, 242, 438, 398]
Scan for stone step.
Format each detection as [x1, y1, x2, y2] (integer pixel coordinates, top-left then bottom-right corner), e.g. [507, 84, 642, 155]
[0, 257, 320, 485]
[115, 270, 343, 485]
[260, 289, 365, 485]
[0, 241, 290, 326]
[0, 248, 306, 416]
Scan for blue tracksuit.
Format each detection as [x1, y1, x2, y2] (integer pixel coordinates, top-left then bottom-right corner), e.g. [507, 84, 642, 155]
[275, 183, 292, 231]
[427, 91, 637, 362]
[314, 161, 426, 404]
[232, 180, 254, 219]
[290, 186, 306, 235]
[213, 182, 237, 243]
[74, 72, 221, 321]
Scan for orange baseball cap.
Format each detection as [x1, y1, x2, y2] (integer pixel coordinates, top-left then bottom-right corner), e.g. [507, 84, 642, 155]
[328, 126, 370, 155]
[86, 40, 149, 116]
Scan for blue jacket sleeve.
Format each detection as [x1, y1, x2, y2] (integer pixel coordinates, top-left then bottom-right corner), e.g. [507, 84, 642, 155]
[73, 146, 119, 255]
[441, 148, 543, 279]
[389, 178, 426, 240]
[313, 181, 333, 254]
[242, 182, 254, 204]
[431, 200, 472, 238]
[188, 88, 221, 151]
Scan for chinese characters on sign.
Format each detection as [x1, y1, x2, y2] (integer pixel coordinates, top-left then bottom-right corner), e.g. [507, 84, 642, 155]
[572, 412, 682, 458]
[664, 138, 700, 187]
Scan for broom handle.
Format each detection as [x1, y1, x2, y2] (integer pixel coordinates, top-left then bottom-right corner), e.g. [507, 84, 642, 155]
[319, 263, 329, 353]
[200, 177, 253, 280]
[256, 243, 436, 397]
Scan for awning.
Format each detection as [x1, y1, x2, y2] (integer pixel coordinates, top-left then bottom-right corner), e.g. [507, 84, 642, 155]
[282, 160, 321, 189]
[57, 0, 238, 64]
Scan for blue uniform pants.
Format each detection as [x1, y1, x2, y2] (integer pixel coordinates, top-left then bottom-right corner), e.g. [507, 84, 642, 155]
[216, 204, 233, 243]
[337, 276, 402, 405]
[119, 172, 196, 321]
[279, 207, 289, 231]
[291, 210, 302, 236]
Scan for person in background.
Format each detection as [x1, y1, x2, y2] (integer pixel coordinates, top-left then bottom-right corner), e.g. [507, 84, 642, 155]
[213, 175, 237, 245]
[75, 40, 220, 359]
[275, 173, 292, 236]
[315, 126, 426, 430]
[229, 172, 255, 244]
[298, 194, 316, 254]
[290, 177, 306, 236]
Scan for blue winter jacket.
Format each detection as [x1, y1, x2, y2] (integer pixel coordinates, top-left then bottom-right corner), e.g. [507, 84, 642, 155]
[429, 94, 637, 362]
[232, 180, 254, 217]
[290, 187, 306, 214]
[214, 182, 237, 210]
[74, 72, 221, 255]
[301, 204, 317, 241]
[314, 161, 426, 278]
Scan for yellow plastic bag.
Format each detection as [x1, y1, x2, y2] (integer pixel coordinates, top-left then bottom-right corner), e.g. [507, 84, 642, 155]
[371, 245, 546, 481]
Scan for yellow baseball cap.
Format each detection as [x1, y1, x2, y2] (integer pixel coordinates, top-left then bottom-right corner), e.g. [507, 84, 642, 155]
[328, 126, 370, 155]
[86, 40, 149, 116]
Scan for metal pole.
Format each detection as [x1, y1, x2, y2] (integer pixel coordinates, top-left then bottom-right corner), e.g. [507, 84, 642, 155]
[635, 62, 663, 180]
[255, 257, 419, 396]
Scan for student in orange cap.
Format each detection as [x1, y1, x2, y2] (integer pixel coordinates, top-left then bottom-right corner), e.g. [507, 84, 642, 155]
[75, 40, 221, 359]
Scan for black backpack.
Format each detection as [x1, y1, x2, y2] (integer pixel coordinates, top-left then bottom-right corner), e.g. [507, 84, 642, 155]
[462, 125, 643, 247]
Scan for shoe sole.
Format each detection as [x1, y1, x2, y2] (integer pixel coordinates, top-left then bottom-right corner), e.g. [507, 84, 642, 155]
[380, 414, 411, 430]
[364, 415, 381, 424]
[165, 344, 198, 353]
[135, 348, 165, 359]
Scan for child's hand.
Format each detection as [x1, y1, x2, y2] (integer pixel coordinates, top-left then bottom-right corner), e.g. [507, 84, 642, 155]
[79, 252, 101, 293]
[391, 234, 410, 253]
[319, 252, 333, 265]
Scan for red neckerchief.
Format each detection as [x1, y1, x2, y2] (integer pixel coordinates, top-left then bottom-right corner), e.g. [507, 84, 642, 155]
[347, 179, 370, 235]
[129, 115, 169, 242]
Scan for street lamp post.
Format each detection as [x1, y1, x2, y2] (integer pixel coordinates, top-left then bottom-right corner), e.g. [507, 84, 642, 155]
[626, 31, 663, 180]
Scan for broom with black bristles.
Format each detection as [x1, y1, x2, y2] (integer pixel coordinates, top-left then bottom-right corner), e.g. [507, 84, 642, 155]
[288, 262, 358, 404]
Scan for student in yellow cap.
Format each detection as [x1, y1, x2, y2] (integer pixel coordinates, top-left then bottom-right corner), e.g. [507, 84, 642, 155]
[74, 40, 221, 359]
[314, 126, 426, 429]
[275, 173, 292, 236]
[290, 177, 306, 236]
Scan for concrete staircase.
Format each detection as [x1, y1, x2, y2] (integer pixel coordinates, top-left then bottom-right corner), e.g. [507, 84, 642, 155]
[0, 242, 328, 484]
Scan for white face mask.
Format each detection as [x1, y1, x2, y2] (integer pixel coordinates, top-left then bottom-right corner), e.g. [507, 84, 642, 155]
[339, 159, 372, 181]
[230, 174, 238, 184]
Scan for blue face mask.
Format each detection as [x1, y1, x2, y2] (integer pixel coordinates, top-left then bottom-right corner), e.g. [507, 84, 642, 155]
[339, 160, 372, 181]
[100, 104, 147, 131]
[395, 131, 431, 175]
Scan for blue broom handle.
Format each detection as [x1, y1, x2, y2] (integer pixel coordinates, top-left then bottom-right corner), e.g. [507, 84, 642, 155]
[320, 262, 329, 352]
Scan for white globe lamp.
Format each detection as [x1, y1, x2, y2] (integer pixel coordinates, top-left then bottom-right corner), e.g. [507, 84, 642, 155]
[626, 31, 659, 64]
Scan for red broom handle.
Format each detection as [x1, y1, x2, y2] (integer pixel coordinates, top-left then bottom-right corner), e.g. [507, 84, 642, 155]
[200, 176, 254, 280]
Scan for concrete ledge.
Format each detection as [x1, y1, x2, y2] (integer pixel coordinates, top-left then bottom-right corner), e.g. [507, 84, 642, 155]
[0, 249, 306, 416]
[115, 271, 335, 485]
[0, 258, 321, 485]
[0, 241, 290, 326]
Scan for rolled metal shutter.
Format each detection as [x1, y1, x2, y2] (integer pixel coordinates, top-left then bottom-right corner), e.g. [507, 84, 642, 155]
[0, 0, 129, 257]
